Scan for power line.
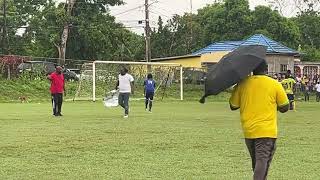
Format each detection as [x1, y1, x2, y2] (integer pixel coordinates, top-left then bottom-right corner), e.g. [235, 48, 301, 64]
[113, 4, 144, 16]
[12, 25, 145, 30]
[150, 4, 177, 15]
[149, 11, 169, 18]
[149, 9, 172, 18]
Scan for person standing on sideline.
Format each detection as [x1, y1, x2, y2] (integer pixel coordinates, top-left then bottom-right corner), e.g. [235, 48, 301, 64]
[47, 66, 65, 116]
[315, 81, 320, 102]
[304, 82, 311, 102]
[116, 67, 134, 118]
[144, 73, 156, 112]
[281, 74, 296, 110]
[229, 61, 289, 180]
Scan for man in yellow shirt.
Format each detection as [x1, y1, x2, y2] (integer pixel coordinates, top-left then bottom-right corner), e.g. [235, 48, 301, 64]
[281, 74, 296, 110]
[229, 61, 289, 180]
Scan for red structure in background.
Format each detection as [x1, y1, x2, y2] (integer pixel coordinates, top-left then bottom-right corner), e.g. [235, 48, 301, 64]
[0, 55, 30, 79]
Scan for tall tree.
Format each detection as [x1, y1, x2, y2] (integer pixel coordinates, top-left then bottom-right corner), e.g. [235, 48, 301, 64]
[56, 0, 76, 65]
[19, 0, 144, 61]
[196, 0, 252, 44]
[151, 14, 203, 58]
[294, 10, 320, 61]
[251, 6, 300, 49]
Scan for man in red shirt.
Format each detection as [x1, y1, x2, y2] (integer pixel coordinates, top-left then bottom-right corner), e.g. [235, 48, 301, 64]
[48, 66, 65, 116]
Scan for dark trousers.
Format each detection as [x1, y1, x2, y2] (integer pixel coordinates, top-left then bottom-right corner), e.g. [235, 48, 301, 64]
[118, 93, 130, 115]
[304, 92, 310, 101]
[52, 93, 63, 115]
[287, 94, 294, 110]
[316, 92, 320, 102]
[245, 138, 277, 180]
[145, 92, 154, 111]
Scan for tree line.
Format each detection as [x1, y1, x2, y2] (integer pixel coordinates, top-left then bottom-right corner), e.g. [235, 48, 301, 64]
[1, 0, 320, 64]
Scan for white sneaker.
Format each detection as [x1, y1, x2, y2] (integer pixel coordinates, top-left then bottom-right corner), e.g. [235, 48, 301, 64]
[124, 115, 129, 118]
[145, 109, 148, 111]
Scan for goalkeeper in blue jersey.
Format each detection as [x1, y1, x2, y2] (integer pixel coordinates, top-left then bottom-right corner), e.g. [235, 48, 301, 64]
[144, 73, 156, 112]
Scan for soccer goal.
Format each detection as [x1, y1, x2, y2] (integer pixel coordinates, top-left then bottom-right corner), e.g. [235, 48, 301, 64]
[73, 61, 183, 102]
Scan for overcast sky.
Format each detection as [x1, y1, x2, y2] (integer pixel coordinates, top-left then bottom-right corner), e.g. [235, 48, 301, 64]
[109, 0, 267, 34]
[54, 0, 298, 34]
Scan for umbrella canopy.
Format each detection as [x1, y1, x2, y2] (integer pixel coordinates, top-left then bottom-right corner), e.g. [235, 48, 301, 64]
[200, 45, 267, 103]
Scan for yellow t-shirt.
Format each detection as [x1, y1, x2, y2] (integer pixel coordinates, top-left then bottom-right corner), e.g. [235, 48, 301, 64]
[281, 78, 296, 95]
[229, 75, 289, 139]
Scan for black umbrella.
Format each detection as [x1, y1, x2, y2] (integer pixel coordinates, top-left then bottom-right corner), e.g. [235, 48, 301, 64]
[199, 45, 267, 103]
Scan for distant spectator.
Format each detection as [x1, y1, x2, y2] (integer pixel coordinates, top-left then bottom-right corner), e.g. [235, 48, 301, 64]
[296, 75, 301, 83]
[313, 75, 318, 83]
[301, 75, 308, 91]
[273, 74, 278, 80]
[304, 82, 311, 102]
[295, 75, 302, 93]
[315, 82, 320, 102]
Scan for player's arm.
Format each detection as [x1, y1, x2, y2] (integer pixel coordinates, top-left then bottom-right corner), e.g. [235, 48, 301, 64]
[278, 104, 289, 113]
[47, 74, 52, 80]
[143, 80, 146, 95]
[230, 105, 239, 111]
[130, 75, 135, 95]
[229, 85, 240, 111]
[131, 81, 135, 95]
[115, 80, 119, 90]
[63, 79, 66, 95]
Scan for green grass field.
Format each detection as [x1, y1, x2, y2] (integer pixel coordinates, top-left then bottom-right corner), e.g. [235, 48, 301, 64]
[0, 101, 320, 179]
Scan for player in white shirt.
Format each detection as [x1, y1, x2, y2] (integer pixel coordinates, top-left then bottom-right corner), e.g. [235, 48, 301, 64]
[315, 81, 320, 102]
[116, 67, 134, 118]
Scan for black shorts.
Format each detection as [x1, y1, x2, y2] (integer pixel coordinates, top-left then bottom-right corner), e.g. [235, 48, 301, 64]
[145, 92, 154, 100]
[287, 94, 294, 101]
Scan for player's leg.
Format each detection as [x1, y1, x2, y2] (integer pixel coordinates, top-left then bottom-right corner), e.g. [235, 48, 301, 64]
[118, 93, 124, 109]
[145, 93, 149, 110]
[287, 94, 294, 110]
[57, 93, 63, 116]
[245, 139, 256, 172]
[304, 92, 307, 101]
[53, 94, 59, 116]
[51, 94, 56, 115]
[148, 92, 154, 112]
[253, 138, 277, 180]
[123, 93, 130, 116]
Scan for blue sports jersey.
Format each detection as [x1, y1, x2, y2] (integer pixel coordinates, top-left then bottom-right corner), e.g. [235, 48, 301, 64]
[144, 79, 156, 93]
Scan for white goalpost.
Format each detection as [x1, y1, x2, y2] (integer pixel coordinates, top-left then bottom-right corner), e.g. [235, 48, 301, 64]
[90, 61, 184, 102]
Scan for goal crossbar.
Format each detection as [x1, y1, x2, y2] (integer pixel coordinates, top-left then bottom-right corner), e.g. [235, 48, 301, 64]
[92, 61, 184, 102]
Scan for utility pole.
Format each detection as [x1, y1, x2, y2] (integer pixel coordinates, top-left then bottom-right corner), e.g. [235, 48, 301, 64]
[145, 0, 151, 63]
[187, 0, 193, 53]
[2, 0, 8, 54]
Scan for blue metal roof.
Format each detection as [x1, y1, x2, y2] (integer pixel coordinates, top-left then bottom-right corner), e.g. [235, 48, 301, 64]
[193, 41, 243, 55]
[241, 34, 299, 55]
[193, 34, 300, 55]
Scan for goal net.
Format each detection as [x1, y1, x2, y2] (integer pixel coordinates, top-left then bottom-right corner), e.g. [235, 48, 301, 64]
[73, 61, 183, 102]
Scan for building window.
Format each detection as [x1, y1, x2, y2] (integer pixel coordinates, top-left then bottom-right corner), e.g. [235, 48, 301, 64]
[303, 66, 318, 76]
[280, 64, 288, 72]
